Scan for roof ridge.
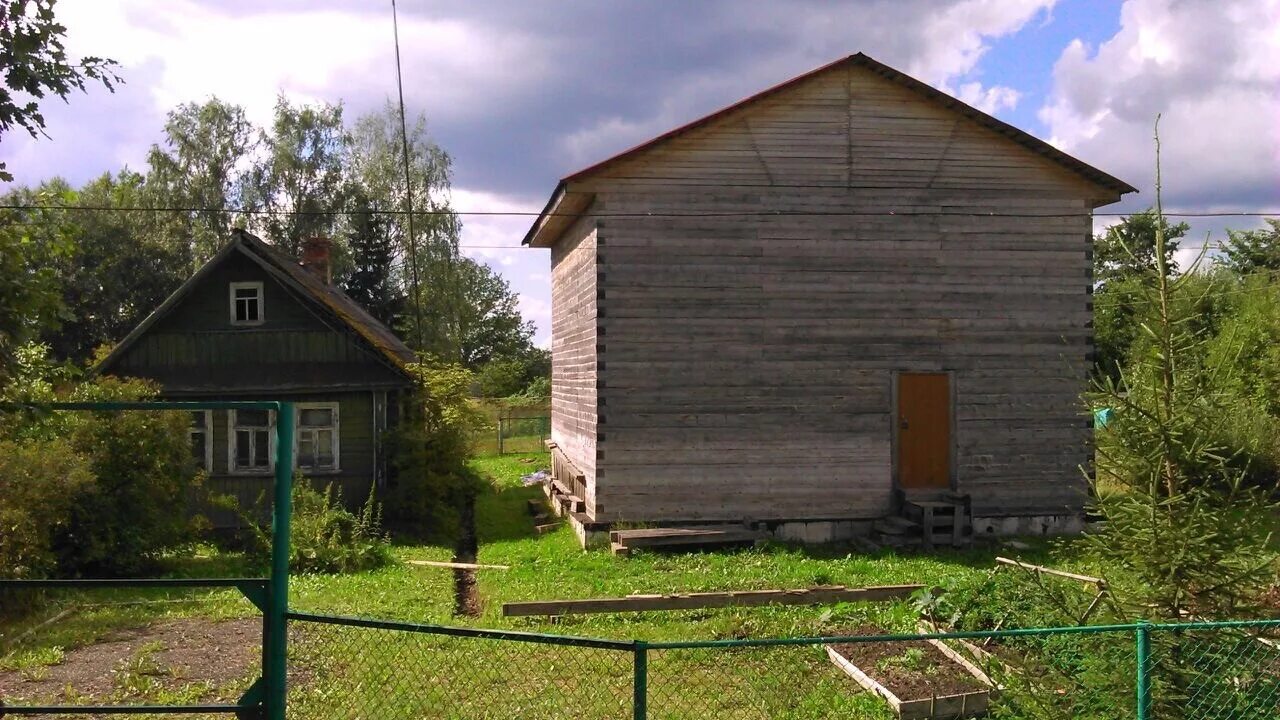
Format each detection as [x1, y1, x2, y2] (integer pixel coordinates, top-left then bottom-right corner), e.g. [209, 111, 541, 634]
[523, 52, 1135, 246]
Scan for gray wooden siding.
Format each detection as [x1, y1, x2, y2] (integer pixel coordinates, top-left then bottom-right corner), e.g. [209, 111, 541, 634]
[549, 216, 600, 514]
[566, 63, 1100, 523]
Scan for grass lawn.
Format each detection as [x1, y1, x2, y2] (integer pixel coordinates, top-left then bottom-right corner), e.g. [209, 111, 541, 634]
[0, 451, 1127, 719]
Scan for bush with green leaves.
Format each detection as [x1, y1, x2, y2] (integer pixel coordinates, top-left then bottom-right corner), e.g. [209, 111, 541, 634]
[0, 344, 202, 577]
[242, 480, 391, 574]
[385, 360, 486, 540]
[0, 437, 94, 579]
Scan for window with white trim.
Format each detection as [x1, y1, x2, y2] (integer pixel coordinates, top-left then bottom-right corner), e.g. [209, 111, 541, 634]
[296, 404, 339, 473]
[189, 410, 212, 472]
[229, 282, 264, 325]
[230, 409, 273, 473]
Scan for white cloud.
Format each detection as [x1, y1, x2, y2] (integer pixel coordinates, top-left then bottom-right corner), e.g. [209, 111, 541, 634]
[453, 187, 551, 346]
[956, 82, 1021, 114]
[1040, 0, 1280, 210]
[85, 1, 547, 126]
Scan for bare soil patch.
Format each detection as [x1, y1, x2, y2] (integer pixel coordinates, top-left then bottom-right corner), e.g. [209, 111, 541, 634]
[0, 617, 258, 711]
[829, 625, 988, 699]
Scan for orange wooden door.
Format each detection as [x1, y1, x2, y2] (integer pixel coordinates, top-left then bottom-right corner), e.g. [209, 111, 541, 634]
[897, 373, 951, 489]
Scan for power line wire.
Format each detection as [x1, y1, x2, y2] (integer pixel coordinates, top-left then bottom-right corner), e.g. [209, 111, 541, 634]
[1, 203, 1277, 219]
[390, 0, 425, 349]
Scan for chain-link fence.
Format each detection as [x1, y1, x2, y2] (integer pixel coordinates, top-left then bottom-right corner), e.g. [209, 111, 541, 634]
[286, 612, 635, 719]
[285, 614, 1280, 719]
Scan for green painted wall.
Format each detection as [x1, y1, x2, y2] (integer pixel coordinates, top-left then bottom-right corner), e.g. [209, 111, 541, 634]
[114, 249, 406, 389]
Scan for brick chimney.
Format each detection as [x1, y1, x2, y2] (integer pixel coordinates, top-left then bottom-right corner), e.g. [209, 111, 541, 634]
[300, 237, 333, 284]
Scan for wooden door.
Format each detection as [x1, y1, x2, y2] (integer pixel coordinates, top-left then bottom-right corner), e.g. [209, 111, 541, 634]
[897, 373, 951, 489]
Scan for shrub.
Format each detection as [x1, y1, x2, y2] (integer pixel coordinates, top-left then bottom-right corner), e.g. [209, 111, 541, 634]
[50, 378, 200, 576]
[0, 346, 203, 577]
[243, 480, 392, 574]
[385, 361, 485, 539]
[0, 438, 94, 579]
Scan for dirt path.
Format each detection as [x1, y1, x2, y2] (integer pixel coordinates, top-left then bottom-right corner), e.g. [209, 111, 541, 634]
[0, 617, 259, 714]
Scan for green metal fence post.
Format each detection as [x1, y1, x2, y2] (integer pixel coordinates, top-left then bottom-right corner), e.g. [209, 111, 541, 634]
[267, 402, 295, 720]
[1136, 621, 1151, 720]
[634, 640, 648, 720]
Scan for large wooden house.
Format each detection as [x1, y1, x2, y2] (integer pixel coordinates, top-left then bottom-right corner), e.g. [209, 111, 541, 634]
[524, 54, 1135, 546]
[98, 230, 415, 523]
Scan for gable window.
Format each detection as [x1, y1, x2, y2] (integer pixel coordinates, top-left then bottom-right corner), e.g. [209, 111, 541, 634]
[230, 282, 264, 325]
[230, 409, 274, 474]
[296, 404, 339, 473]
[189, 410, 212, 472]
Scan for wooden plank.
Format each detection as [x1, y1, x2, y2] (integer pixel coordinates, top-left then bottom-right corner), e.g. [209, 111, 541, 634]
[610, 526, 766, 547]
[501, 584, 922, 616]
[406, 560, 510, 571]
[995, 557, 1104, 586]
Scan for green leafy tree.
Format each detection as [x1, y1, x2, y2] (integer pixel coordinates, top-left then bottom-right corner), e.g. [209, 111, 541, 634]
[1218, 218, 1280, 276]
[0, 0, 120, 182]
[454, 257, 535, 370]
[384, 361, 484, 538]
[35, 172, 185, 361]
[474, 348, 550, 399]
[1093, 209, 1187, 287]
[245, 96, 349, 259]
[0, 204, 68, 380]
[347, 102, 461, 356]
[145, 98, 257, 267]
[1, 345, 200, 577]
[1092, 210, 1191, 380]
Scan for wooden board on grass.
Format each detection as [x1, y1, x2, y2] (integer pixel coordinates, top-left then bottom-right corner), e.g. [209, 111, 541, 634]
[502, 584, 922, 616]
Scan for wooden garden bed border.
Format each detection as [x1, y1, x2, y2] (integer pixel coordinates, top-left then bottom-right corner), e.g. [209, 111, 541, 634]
[826, 639, 996, 719]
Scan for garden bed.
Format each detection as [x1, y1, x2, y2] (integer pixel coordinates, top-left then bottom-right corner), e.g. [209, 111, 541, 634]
[826, 625, 994, 719]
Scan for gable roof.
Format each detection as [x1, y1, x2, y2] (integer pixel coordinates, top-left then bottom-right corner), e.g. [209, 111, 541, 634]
[523, 52, 1137, 247]
[97, 229, 416, 376]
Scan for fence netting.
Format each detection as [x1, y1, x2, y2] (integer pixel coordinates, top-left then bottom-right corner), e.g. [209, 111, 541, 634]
[1148, 623, 1280, 719]
[286, 616, 1280, 720]
[287, 616, 633, 720]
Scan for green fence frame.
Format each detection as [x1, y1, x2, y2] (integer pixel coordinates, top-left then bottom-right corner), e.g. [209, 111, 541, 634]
[281, 612, 1280, 719]
[0, 401, 294, 720]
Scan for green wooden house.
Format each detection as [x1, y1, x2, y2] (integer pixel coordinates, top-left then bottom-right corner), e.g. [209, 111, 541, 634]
[98, 229, 416, 524]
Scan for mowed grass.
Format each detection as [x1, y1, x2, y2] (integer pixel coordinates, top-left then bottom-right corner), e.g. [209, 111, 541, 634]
[285, 452, 1099, 719]
[3, 451, 1103, 719]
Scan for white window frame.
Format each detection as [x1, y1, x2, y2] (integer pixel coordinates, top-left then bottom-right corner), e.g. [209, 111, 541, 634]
[229, 281, 265, 326]
[189, 410, 213, 472]
[295, 402, 341, 474]
[228, 408, 275, 475]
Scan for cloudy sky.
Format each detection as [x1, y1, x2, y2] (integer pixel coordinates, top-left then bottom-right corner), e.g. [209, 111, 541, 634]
[3, 0, 1278, 345]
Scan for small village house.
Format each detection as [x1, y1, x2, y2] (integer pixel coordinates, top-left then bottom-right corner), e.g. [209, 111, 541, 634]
[524, 53, 1135, 546]
[98, 230, 415, 524]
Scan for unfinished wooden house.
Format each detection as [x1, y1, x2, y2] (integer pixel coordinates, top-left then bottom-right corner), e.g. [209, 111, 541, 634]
[523, 54, 1134, 549]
